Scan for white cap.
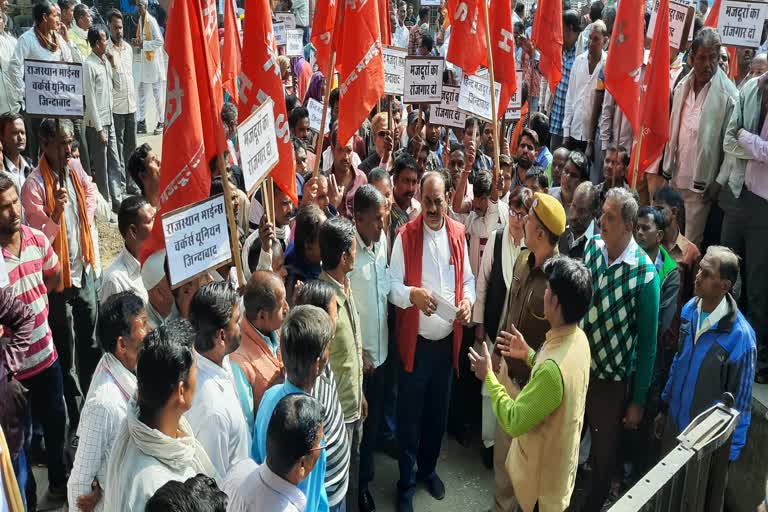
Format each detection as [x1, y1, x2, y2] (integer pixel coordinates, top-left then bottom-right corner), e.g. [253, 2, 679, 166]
[141, 250, 167, 291]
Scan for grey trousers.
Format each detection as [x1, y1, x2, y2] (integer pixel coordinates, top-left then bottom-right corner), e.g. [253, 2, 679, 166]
[114, 112, 140, 194]
[86, 124, 123, 210]
[345, 419, 363, 512]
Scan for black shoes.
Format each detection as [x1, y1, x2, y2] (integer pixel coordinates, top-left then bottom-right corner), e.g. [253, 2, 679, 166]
[154, 122, 164, 135]
[137, 120, 147, 134]
[397, 496, 413, 512]
[422, 474, 446, 500]
[359, 489, 376, 512]
[482, 445, 494, 470]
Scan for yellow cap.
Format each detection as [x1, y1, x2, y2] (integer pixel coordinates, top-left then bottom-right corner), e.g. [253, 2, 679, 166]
[531, 192, 566, 237]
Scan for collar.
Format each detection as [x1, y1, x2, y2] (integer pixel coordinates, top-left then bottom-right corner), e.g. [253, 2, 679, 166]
[573, 220, 596, 246]
[695, 295, 730, 341]
[354, 228, 376, 254]
[544, 324, 580, 345]
[257, 464, 307, 511]
[673, 231, 692, 255]
[597, 236, 639, 268]
[4, 155, 30, 176]
[320, 271, 349, 304]
[423, 219, 446, 237]
[120, 246, 141, 274]
[243, 318, 278, 351]
[194, 352, 232, 385]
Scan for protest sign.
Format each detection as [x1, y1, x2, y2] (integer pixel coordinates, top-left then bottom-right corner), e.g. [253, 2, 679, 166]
[274, 21, 287, 46]
[718, 0, 768, 47]
[429, 85, 466, 128]
[274, 11, 296, 29]
[307, 97, 331, 134]
[383, 46, 407, 95]
[237, 99, 279, 195]
[421, 0, 440, 5]
[504, 71, 525, 120]
[403, 56, 444, 104]
[458, 73, 502, 122]
[286, 29, 304, 56]
[23, 60, 83, 117]
[647, 0, 692, 49]
[162, 194, 232, 288]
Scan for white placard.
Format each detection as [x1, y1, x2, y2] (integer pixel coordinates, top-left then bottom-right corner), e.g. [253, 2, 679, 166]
[307, 97, 331, 134]
[238, 99, 279, 196]
[383, 46, 407, 95]
[286, 29, 304, 56]
[421, 0, 441, 6]
[274, 11, 297, 30]
[429, 85, 466, 128]
[647, 0, 691, 49]
[504, 71, 525, 120]
[458, 73, 502, 122]
[274, 21, 287, 46]
[718, 0, 768, 47]
[403, 57, 444, 104]
[163, 195, 232, 288]
[24, 60, 84, 117]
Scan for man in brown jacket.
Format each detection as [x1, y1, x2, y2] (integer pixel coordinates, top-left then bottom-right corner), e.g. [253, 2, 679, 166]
[492, 192, 566, 512]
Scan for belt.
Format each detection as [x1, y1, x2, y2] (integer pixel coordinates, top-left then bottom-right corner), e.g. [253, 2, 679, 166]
[417, 334, 452, 344]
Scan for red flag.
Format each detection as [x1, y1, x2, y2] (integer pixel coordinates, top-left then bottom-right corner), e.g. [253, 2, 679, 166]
[142, 0, 226, 260]
[490, 0, 517, 120]
[222, 0, 241, 103]
[603, 0, 644, 134]
[531, 0, 562, 89]
[311, 0, 338, 74]
[335, 0, 385, 147]
[379, 0, 392, 46]
[240, 0, 298, 204]
[704, 0, 720, 26]
[629, 0, 670, 183]
[446, 0, 487, 74]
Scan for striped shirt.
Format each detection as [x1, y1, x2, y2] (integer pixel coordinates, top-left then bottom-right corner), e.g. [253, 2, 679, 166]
[549, 44, 577, 137]
[2, 225, 59, 380]
[312, 365, 350, 507]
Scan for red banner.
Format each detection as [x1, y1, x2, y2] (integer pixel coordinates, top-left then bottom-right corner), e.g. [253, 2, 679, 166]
[446, 0, 487, 74]
[490, 0, 517, 119]
[531, 0, 563, 89]
[222, 0, 241, 103]
[311, 0, 338, 74]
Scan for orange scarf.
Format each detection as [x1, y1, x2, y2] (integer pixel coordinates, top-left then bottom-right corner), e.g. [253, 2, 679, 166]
[136, 14, 154, 62]
[40, 156, 95, 291]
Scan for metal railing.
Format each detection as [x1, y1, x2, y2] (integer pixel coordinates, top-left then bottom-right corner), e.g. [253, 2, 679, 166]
[609, 393, 740, 512]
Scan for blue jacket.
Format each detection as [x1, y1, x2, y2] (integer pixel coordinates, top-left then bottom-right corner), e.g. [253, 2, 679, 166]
[661, 295, 756, 460]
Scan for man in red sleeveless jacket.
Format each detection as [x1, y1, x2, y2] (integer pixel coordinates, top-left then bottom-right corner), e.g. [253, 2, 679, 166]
[388, 172, 476, 512]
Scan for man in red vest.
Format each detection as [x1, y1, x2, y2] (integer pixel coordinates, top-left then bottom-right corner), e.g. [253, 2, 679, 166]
[388, 171, 476, 512]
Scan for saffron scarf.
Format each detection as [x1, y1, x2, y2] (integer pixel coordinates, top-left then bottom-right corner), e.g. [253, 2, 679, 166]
[136, 14, 154, 61]
[40, 156, 95, 291]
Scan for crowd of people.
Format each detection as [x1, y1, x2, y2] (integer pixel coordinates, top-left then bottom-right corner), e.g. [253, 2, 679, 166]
[0, 0, 766, 511]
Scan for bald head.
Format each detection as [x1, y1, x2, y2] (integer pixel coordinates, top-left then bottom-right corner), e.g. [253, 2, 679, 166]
[244, 270, 285, 322]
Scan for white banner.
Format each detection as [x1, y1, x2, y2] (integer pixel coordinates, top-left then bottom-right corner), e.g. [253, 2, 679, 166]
[274, 11, 296, 29]
[238, 99, 279, 196]
[286, 29, 304, 56]
[647, 0, 691, 49]
[718, 0, 768, 47]
[458, 73, 502, 122]
[274, 21, 287, 46]
[429, 85, 466, 128]
[163, 195, 232, 288]
[403, 56, 444, 104]
[24, 60, 84, 117]
[307, 97, 331, 134]
[383, 46, 407, 96]
[504, 71, 524, 120]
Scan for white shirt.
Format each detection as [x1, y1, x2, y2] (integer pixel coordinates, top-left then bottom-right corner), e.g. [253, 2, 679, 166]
[9, 29, 73, 109]
[462, 200, 509, 277]
[562, 51, 606, 141]
[0, 32, 18, 115]
[67, 357, 136, 512]
[2, 155, 31, 196]
[99, 246, 148, 304]
[394, 21, 409, 49]
[185, 353, 250, 478]
[106, 38, 137, 115]
[136, 13, 166, 84]
[321, 146, 362, 175]
[83, 52, 120, 132]
[226, 461, 307, 512]
[389, 220, 476, 340]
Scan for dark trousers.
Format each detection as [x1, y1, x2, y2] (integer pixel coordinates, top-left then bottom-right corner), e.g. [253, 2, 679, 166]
[360, 354, 397, 493]
[345, 419, 363, 512]
[397, 337, 453, 499]
[48, 268, 101, 429]
[114, 112, 140, 194]
[550, 133, 564, 152]
[448, 327, 480, 439]
[565, 137, 589, 153]
[86, 125, 124, 210]
[21, 360, 67, 489]
[583, 378, 627, 512]
[22, 115, 42, 165]
[720, 186, 768, 358]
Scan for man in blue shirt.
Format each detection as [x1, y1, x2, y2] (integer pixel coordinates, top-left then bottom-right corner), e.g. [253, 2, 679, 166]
[549, 10, 581, 151]
[252, 305, 335, 512]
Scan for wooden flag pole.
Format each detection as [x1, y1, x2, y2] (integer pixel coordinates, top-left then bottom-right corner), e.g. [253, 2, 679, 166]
[631, 128, 643, 192]
[217, 155, 245, 287]
[481, 0, 501, 185]
[312, 50, 336, 178]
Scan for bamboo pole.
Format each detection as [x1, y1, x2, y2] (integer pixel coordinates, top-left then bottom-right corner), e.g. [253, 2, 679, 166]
[631, 129, 643, 192]
[311, 50, 336, 178]
[481, 0, 501, 185]
[217, 155, 245, 287]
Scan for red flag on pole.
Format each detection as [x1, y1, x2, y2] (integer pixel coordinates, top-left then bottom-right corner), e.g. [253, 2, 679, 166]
[629, 0, 670, 183]
[222, 0, 241, 103]
[531, 0, 563, 89]
[704, 0, 721, 26]
[490, 0, 517, 119]
[141, 0, 225, 260]
[240, 0, 298, 204]
[379, 0, 392, 46]
[335, 0, 385, 147]
[603, 0, 644, 134]
[446, 0, 487, 74]
[311, 0, 338, 74]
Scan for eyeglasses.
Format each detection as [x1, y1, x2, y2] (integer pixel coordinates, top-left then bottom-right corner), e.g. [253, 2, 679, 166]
[376, 130, 388, 138]
[509, 210, 527, 220]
